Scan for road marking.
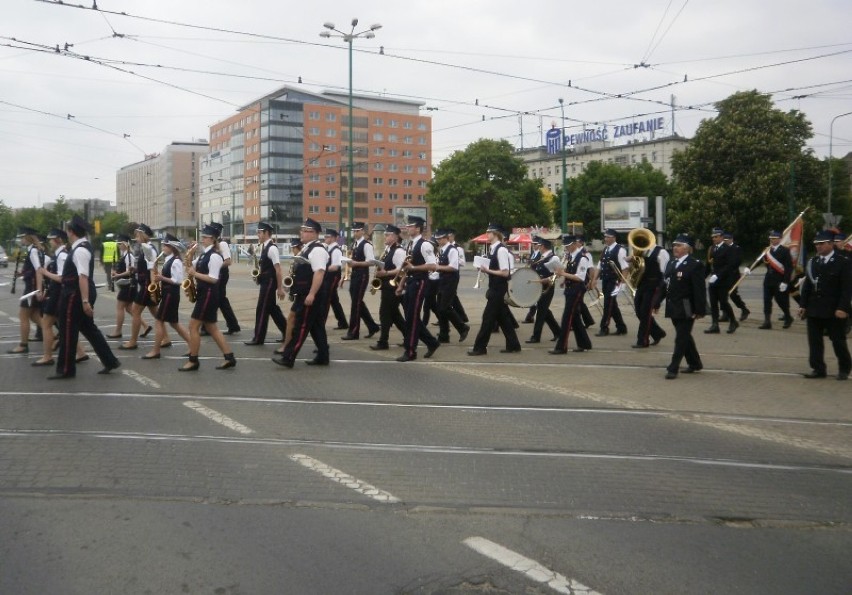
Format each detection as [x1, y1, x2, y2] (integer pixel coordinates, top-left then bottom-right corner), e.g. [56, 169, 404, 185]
[0, 310, 7, 316]
[121, 369, 161, 389]
[9, 317, 19, 323]
[463, 536, 602, 594]
[183, 400, 254, 435]
[288, 453, 401, 503]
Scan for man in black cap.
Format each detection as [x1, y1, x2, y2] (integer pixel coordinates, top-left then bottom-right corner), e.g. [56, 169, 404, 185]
[434, 229, 470, 343]
[8, 226, 44, 354]
[720, 232, 750, 322]
[447, 229, 469, 324]
[663, 234, 706, 379]
[575, 235, 596, 330]
[49, 215, 121, 379]
[755, 229, 794, 329]
[343, 222, 380, 340]
[799, 230, 851, 380]
[631, 229, 670, 348]
[595, 228, 629, 337]
[323, 228, 348, 330]
[469, 223, 521, 356]
[549, 234, 593, 354]
[120, 223, 162, 350]
[522, 237, 543, 323]
[704, 227, 739, 334]
[525, 237, 561, 344]
[209, 222, 241, 336]
[397, 216, 441, 361]
[272, 218, 330, 368]
[245, 222, 287, 346]
[370, 224, 407, 350]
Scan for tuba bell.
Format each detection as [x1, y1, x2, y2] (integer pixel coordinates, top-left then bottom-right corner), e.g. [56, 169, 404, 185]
[626, 228, 656, 288]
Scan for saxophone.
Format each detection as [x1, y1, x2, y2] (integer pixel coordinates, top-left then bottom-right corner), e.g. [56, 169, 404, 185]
[181, 243, 197, 303]
[147, 251, 165, 305]
[250, 243, 261, 285]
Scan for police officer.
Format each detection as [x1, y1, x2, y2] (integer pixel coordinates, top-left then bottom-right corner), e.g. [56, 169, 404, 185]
[705, 227, 739, 334]
[549, 234, 593, 354]
[525, 237, 561, 344]
[434, 228, 470, 343]
[398, 216, 441, 361]
[799, 230, 851, 380]
[323, 228, 349, 330]
[272, 218, 330, 368]
[49, 215, 121, 379]
[244, 222, 287, 346]
[663, 234, 707, 379]
[596, 228, 629, 337]
[756, 230, 794, 329]
[101, 234, 119, 291]
[370, 225, 407, 350]
[343, 222, 380, 340]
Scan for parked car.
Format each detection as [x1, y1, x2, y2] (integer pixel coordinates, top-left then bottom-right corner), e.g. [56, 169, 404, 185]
[0, 247, 8, 268]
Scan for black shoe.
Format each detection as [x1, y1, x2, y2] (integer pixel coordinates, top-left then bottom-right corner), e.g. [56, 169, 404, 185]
[548, 348, 567, 355]
[335, 324, 349, 330]
[525, 338, 541, 344]
[424, 345, 439, 359]
[704, 324, 720, 334]
[437, 336, 450, 344]
[216, 354, 237, 370]
[47, 374, 74, 380]
[783, 317, 794, 329]
[272, 357, 294, 369]
[341, 334, 358, 341]
[224, 328, 241, 335]
[595, 329, 609, 337]
[719, 314, 730, 323]
[118, 344, 138, 350]
[7, 344, 28, 354]
[500, 347, 521, 353]
[106, 333, 123, 339]
[31, 359, 55, 367]
[681, 366, 703, 374]
[179, 362, 200, 372]
[631, 343, 648, 349]
[665, 371, 678, 380]
[366, 328, 379, 339]
[802, 371, 827, 379]
[614, 328, 628, 335]
[243, 340, 264, 346]
[522, 317, 535, 324]
[838, 372, 849, 381]
[467, 349, 487, 356]
[572, 348, 589, 353]
[369, 343, 389, 351]
[739, 309, 750, 321]
[726, 320, 739, 334]
[199, 328, 209, 337]
[758, 321, 772, 330]
[396, 353, 417, 362]
[33, 328, 43, 341]
[459, 326, 470, 343]
[140, 326, 153, 338]
[652, 331, 667, 345]
[141, 353, 161, 360]
[97, 361, 121, 375]
[305, 359, 329, 366]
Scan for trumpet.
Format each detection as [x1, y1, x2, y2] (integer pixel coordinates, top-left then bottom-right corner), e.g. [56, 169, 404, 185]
[341, 246, 353, 284]
[369, 276, 383, 295]
[473, 268, 483, 289]
[181, 243, 197, 303]
[389, 255, 412, 288]
[147, 251, 165, 306]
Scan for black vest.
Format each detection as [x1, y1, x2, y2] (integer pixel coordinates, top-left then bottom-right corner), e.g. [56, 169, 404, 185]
[351, 239, 370, 276]
[600, 244, 623, 282]
[22, 245, 43, 284]
[409, 238, 429, 281]
[291, 242, 327, 296]
[488, 243, 509, 292]
[639, 246, 663, 287]
[135, 243, 154, 283]
[328, 244, 342, 279]
[161, 255, 179, 295]
[438, 244, 459, 281]
[62, 241, 96, 298]
[533, 252, 556, 279]
[195, 248, 220, 296]
[259, 241, 276, 280]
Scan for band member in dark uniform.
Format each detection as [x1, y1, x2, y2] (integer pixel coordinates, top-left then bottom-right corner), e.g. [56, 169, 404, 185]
[448, 230, 469, 324]
[469, 223, 521, 356]
[181, 225, 236, 371]
[799, 230, 851, 380]
[33, 228, 87, 366]
[434, 229, 470, 343]
[705, 227, 739, 334]
[595, 228, 629, 337]
[755, 229, 794, 329]
[663, 234, 707, 379]
[343, 222, 380, 340]
[549, 234, 593, 354]
[121, 224, 163, 350]
[8, 226, 44, 354]
[49, 215, 121, 379]
[525, 237, 561, 344]
[209, 222, 241, 335]
[397, 216, 441, 361]
[107, 234, 147, 339]
[370, 225, 407, 351]
[244, 222, 287, 346]
[323, 228, 349, 330]
[143, 234, 191, 360]
[632, 233, 669, 348]
[272, 218, 330, 368]
[575, 235, 596, 330]
[522, 238, 542, 323]
[721, 232, 750, 322]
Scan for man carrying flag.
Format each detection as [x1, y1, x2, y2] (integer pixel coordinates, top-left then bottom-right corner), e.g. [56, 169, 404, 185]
[757, 230, 794, 329]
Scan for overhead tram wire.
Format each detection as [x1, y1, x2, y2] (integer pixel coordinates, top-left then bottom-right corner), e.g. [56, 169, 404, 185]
[639, 0, 676, 66]
[642, 0, 690, 63]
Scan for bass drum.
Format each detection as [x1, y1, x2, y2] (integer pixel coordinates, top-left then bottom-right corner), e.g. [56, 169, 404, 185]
[504, 267, 542, 308]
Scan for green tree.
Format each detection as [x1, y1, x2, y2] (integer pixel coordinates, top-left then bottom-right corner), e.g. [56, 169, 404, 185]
[426, 138, 549, 240]
[0, 201, 15, 248]
[566, 160, 671, 239]
[669, 90, 826, 254]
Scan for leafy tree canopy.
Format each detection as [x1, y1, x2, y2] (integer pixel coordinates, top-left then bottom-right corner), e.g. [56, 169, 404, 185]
[426, 138, 549, 240]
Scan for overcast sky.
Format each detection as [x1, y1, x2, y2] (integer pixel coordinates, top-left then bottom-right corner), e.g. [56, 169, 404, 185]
[1, 0, 850, 210]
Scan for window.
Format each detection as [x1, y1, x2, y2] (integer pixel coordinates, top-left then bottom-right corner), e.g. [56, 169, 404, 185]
[374, 192, 383, 200]
[326, 113, 337, 121]
[374, 117, 383, 126]
[402, 150, 412, 158]
[418, 166, 428, 174]
[388, 149, 398, 157]
[325, 206, 336, 213]
[418, 180, 427, 188]
[419, 152, 427, 160]
[325, 190, 336, 198]
[373, 177, 383, 184]
[373, 207, 383, 214]
[309, 111, 320, 120]
[309, 127, 320, 135]
[308, 189, 320, 198]
[309, 174, 320, 182]
[652, 151, 657, 162]
[388, 134, 398, 142]
[389, 193, 399, 201]
[403, 136, 413, 144]
[373, 162, 384, 171]
[389, 120, 399, 128]
[418, 137, 427, 145]
[403, 179, 413, 187]
[326, 174, 336, 183]
[418, 122, 427, 131]
[374, 147, 385, 156]
[373, 133, 384, 141]
[308, 205, 320, 214]
[389, 164, 399, 172]
[388, 178, 399, 186]
[403, 121, 412, 129]
[326, 129, 337, 137]
[326, 159, 337, 167]
[403, 193, 413, 202]
[403, 165, 413, 173]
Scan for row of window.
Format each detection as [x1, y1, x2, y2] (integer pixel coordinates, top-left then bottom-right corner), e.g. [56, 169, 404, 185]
[530, 152, 660, 178]
[307, 113, 427, 131]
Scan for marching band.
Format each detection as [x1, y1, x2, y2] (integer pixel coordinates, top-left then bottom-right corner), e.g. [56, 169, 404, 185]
[6, 215, 851, 381]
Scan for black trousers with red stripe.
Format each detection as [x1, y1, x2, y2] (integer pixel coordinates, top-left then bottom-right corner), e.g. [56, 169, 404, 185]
[251, 277, 286, 343]
[348, 271, 379, 337]
[279, 291, 329, 364]
[56, 289, 119, 377]
[555, 285, 592, 351]
[402, 277, 439, 358]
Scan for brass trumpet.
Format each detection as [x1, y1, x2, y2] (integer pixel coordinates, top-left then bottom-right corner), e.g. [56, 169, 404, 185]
[389, 255, 412, 288]
[369, 276, 383, 295]
[626, 228, 656, 288]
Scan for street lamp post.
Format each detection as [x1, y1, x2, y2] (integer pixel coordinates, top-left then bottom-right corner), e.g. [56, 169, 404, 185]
[320, 18, 382, 242]
[558, 98, 568, 233]
[828, 110, 852, 215]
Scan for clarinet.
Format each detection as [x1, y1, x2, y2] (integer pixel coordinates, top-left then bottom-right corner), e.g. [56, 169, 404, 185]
[10, 249, 22, 294]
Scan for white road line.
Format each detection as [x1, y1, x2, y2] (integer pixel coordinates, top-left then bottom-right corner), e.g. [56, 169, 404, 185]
[463, 536, 602, 595]
[120, 369, 161, 389]
[0, 310, 7, 316]
[182, 401, 254, 435]
[9, 317, 19, 323]
[288, 453, 401, 503]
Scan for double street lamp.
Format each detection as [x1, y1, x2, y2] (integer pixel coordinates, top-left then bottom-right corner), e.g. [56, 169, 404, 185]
[320, 18, 382, 242]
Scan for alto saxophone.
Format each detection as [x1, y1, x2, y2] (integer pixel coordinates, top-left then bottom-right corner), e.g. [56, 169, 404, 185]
[181, 243, 197, 303]
[250, 243, 261, 285]
[147, 251, 165, 306]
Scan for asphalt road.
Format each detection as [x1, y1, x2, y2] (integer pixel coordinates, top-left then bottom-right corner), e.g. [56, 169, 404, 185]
[1, 264, 850, 594]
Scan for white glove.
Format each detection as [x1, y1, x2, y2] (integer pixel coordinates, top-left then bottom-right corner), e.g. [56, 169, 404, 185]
[744, 268, 751, 276]
[708, 274, 718, 284]
[779, 283, 788, 292]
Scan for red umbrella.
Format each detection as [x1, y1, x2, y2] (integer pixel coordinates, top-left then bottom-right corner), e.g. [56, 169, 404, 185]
[471, 232, 490, 244]
[507, 232, 533, 246]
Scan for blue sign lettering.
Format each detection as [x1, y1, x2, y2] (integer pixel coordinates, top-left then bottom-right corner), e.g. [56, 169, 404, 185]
[564, 117, 665, 146]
